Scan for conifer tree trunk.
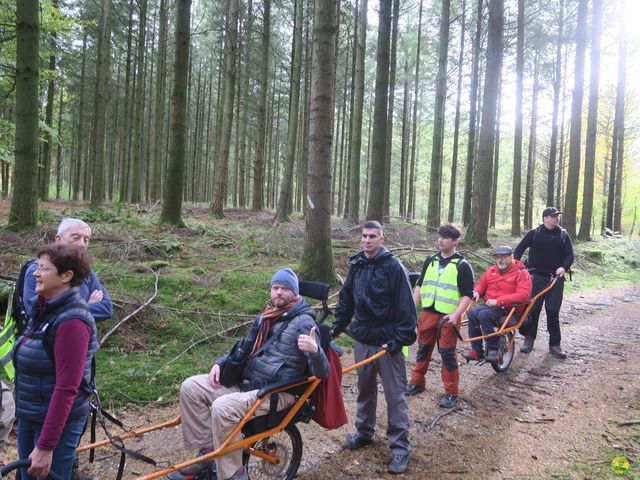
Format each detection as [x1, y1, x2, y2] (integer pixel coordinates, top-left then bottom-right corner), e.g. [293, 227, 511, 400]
[465, 0, 502, 246]
[547, 0, 564, 207]
[399, 61, 409, 219]
[129, 0, 147, 204]
[382, 0, 400, 221]
[39, 0, 58, 202]
[511, 0, 524, 235]
[578, 0, 602, 240]
[159, 0, 191, 225]
[211, 0, 239, 218]
[448, 0, 465, 224]
[490, 75, 502, 228]
[90, 0, 112, 206]
[427, 0, 450, 228]
[347, 0, 367, 224]
[55, 88, 64, 200]
[150, 0, 168, 201]
[607, 3, 626, 233]
[299, 0, 336, 283]
[275, 0, 303, 222]
[119, 0, 135, 202]
[563, 0, 588, 238]
[252, 0, 270, 212]
[407, 0, 423, 220]
[365, 0, 391, 222]
[9, 0, 39, 228]
[463, 0, 483, 226]
[523, 53, 539, 231]
[237, 0, 253, 209]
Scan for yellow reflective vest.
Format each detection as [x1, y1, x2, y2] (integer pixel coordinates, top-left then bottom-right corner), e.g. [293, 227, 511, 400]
[419, 256, 461, 314]
[0, 289, 17, 380]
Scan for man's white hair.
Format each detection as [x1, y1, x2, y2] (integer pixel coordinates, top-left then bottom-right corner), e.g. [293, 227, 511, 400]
[57, 218, 92, 236]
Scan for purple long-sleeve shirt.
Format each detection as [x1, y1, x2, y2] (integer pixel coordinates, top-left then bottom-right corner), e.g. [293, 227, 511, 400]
[35, 316, 91, 451]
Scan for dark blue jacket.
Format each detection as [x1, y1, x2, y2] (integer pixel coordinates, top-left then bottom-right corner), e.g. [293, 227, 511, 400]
[334, 246, 417, 347]
[14, 287, 99, 423]
[23, 261, 113, 321]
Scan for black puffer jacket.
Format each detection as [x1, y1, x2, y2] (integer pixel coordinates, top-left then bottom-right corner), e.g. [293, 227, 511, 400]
[334, 246, 417, 347]
[216, 297, 329, 383]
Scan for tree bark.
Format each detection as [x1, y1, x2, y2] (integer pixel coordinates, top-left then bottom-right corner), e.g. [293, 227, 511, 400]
[159, 0, 192, 226]
[463, 0, 483, 227]
[90, 0, 112, 206]
[427, 0, 450, 228]
[407, 0, 424, 220]
[210, 0, 239, 218]
[448, 0, 466, 224]
[465, 0, 502, 246]
[578, 0, 603, 240]
[9, 0, 39, 229]
[150, 0, 168, 201]
[547, 0, 564, 207]
[347, 0, 367, 225]
[511, 0, 524, 236]
[252, 0, 270, 212]
[523, 52, 539, 231]
[299, 0, 336, 283]
[563, 0, 588, 238]
[275, 0, 303, 222]
[365, 0, 391, 222]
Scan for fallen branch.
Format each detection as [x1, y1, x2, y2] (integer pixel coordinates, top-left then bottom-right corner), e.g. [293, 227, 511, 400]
[100, 267, 159, 347]
[515, 417, 555, 424]
[429, 406, 462, 429]
[618, 420, 640, 427]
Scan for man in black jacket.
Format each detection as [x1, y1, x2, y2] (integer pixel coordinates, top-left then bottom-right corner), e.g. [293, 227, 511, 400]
[514, 207, 574, 359]
[331, 220, 417, 475]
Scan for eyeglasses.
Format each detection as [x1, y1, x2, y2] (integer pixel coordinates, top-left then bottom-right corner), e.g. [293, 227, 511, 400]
[35, 265, 56, 273]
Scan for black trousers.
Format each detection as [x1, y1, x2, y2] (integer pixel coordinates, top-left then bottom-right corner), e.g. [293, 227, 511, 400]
[520, 274, 565, 346]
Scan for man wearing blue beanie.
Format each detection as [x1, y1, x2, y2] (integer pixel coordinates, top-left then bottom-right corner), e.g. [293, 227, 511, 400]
[170, 268, 328, 480]
[270, 268, 299, 296]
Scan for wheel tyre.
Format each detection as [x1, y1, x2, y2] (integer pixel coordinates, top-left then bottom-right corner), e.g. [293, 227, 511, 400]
[243, 423, 303, 480]
[491, 332, 515, 373]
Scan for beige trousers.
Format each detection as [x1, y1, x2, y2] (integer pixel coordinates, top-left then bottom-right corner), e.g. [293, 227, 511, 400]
[179, 374, 294, 480]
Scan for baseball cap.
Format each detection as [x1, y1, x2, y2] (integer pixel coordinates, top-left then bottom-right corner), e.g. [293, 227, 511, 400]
[542, 207, 562, 218]
[494, 246, 513, 255]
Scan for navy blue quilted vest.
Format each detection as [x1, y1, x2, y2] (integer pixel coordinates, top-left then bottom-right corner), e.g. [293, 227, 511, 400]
[14, 287, 99, 423]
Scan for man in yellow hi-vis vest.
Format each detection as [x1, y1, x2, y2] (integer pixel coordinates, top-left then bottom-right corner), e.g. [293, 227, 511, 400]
[405, 224, 474, 408]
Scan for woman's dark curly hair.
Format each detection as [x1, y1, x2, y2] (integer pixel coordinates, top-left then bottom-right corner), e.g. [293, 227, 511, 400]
[37, 244, 91, 287]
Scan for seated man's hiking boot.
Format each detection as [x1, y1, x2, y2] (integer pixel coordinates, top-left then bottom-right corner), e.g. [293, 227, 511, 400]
[520, 336, 535, 353]
[342, 433, 374, 450]
[438, 394, 458, 409]
[549, 345, 567, 359]
[404, 383, 425, 396]
[462, 349, 484, 362]
[388, 453, 409, 474]
[485, 349, 501, 365]
[167, 448, 215, 480]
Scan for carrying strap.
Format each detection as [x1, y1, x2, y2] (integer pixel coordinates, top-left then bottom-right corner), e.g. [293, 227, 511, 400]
[89, 390, 159, 480]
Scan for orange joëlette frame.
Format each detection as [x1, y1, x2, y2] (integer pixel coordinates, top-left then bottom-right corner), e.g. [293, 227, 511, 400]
[461, 277, 557, 343]
[77, 350, 388, 480]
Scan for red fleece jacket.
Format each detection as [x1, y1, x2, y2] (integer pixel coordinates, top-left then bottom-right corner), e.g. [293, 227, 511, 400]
[475, 260, 532, 310]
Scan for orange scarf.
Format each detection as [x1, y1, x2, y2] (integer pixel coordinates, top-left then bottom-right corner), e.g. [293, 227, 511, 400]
[250, 297, 299, 357]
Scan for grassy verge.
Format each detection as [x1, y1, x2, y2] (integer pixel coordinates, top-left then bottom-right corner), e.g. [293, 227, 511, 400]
[548, 423, 639, 479]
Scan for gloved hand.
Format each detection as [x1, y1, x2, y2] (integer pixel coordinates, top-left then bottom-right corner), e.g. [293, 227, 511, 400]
[329, 324, 344, 339]
[384, 339, 402, 355]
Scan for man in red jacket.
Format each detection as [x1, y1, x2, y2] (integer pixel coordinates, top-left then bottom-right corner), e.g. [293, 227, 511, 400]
[463, 246, 532, 365]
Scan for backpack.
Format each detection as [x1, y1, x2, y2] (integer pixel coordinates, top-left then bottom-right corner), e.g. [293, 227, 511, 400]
[531, 225, 569, 247]
[11, 259, 35, 336]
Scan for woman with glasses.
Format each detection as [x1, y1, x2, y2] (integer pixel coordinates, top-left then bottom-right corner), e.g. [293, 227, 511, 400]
[14, 244, 99, 479]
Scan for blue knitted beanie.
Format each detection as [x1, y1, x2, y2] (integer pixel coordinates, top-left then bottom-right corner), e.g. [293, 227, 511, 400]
[270, 268, 299, 295]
